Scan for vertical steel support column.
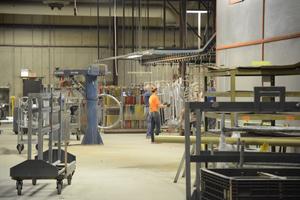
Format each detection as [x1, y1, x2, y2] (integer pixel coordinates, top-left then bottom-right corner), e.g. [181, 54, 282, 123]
[97, 0, 100, 60]
[132, 0, 135, 52]
[113, 17, 118, 85]
[163, 0, 166, 48]
[179, 0, 187, 81]
[261, 0, 265, 61]
[82, 74, 103, 144]
[147, 0, 150, 49]
[206, 1, 210, 44]
[184, 102, 191, 200]
[195, 110, 202, 198]
[138, 0, 142, 50]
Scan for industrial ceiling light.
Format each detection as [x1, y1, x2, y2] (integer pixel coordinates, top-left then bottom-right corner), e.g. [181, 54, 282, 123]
[127, 54, 143, 59]
[186, 10, 208, 14]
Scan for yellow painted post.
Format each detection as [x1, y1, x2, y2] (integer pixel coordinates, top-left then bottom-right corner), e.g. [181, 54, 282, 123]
[10, 96, 16, 117]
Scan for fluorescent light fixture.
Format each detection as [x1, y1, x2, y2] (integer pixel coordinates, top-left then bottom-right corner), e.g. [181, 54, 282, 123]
[186, 10, 207, 14]
[127, 54, 143, 59]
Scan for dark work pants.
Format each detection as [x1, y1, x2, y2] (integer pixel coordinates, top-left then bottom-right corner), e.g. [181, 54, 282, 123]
[150, 111, 161, 142]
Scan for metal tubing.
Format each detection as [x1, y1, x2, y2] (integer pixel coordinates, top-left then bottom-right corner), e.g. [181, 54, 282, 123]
[38, 97, 43, 160]
[147, 0, 149, 48]
[174, 150, 186, 183]
[97, 0, 100, 60]
[58, 93, 62, 161]
[154, 135, 300, 147]
[27, 97, 32, 160]
[191, 151, 300, 164]
[163, 0, 166, 48]
[49, 91, 53, 163]
[224, 126, 300, 133]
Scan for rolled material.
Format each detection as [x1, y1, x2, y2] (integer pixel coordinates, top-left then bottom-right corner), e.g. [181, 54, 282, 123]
[154, 135, 300, 147]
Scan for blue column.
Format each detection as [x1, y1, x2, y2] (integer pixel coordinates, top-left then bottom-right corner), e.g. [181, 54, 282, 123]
[81, 74, 103, 144]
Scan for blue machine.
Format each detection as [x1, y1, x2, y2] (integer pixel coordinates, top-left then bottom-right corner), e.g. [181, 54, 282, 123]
[54, 65, 107, 145]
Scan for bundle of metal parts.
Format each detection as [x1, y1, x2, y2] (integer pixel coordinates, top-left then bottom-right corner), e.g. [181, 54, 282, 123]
[182, 87, 300, 200]
[10, 92, 76, 196]
[14, 95, 73, 154]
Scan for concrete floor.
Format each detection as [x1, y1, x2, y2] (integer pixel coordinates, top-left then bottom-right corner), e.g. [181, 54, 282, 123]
[0, 124, 186, 200]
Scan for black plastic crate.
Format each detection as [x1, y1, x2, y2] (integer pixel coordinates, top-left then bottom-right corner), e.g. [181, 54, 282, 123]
[200, 168, 300, 200]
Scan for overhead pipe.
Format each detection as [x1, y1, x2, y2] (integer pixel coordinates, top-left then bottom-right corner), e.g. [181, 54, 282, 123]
[131, 0, 135, 52]
[216, 32, 300, 51]
[113, 0, 118, 83]
[163, 0, 166, 48]
[147, 0, 150, 49]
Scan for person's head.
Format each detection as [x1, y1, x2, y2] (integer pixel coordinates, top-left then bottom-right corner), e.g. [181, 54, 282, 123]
[151, 86, 158, 94]
[144, 84, 151, 92]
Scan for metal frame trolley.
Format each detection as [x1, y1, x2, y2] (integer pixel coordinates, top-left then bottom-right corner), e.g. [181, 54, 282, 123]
[10, 92, 76, 195]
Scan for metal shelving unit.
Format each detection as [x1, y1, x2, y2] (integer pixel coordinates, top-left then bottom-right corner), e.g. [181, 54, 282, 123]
[184, 87, 300, 200]
[101, 86, 147, 133]
[203, 62, 300, 130]
[10, 92, 76, 196]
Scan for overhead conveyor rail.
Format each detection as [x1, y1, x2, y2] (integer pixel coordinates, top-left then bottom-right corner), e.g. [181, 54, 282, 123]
[183, 86, 300, 200]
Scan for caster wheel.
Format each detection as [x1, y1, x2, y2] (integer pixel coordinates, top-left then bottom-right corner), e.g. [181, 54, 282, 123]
[32, 179, 37, 185]
[57, 181, 62, 195]
[16, 144, 24, 154]
[67, 175, 72, 185]
[16, 181, 22, 196]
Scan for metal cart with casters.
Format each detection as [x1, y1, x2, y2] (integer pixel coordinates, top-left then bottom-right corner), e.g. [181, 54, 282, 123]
[10, 92, 76, 195]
